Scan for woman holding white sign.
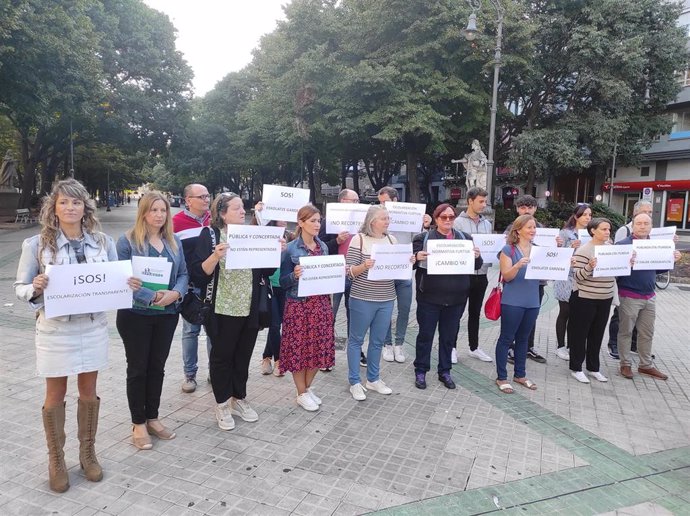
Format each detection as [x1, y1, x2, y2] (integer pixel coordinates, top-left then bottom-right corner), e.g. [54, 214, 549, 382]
[494, 215, 541, 394]
[568, 218, 617, 384]
[279, 205, 334, 411]
[14, 179, 119, 492]
[345, 205, 414, 401]
[554, 204, 592, 360]
[189, 193, 277, 431]
[116, 192, 188, 450]
[412, 204, 482, 390]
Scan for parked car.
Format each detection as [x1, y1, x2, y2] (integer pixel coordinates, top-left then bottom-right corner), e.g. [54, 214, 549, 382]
[169, 195, 183, 208]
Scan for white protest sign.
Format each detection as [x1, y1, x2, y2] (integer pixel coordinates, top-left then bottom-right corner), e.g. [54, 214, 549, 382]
[325, 203, 369, 234]
[225, 225, 285, 269]
[426, 240, 475, 275]
[261, 184, 310, 222]
[298, 255, 346, 296]
[632, 239, 675, 271]
[525, 246, 574, 281]
[578, 229, 592, 246]
[650, 226, 677, 240]
[593, 244, 633, 278]
[368, 243, 413, 281]
[472, 233, 505, 264]
[43, 260, 133, 319]
[386, 202, 426, 233]
[131, 256, 172, 311]
[533, 228, 560, 248]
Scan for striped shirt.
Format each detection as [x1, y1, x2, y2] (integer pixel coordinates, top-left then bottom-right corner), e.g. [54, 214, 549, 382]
[346, 233, 397, 302]
[572, 241, 615, 300]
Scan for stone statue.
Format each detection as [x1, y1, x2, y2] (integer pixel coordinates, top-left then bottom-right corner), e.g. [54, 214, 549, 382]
[463, 139, 488, 190]
[0, 150, 18, 190]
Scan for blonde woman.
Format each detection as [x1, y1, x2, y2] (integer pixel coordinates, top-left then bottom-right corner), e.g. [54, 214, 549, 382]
[14, 179, 119, 492]
[116, 192, 188, 449]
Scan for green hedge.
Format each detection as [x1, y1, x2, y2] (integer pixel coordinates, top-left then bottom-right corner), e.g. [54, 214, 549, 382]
[494, 202, 626, 234]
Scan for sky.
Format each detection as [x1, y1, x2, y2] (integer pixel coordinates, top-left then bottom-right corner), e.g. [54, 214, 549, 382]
[143, 0, 288, 96]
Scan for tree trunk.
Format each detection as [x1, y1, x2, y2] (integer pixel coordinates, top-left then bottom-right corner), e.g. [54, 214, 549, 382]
[406, 151, 420, 203]
[340, 159, 348, 190]
[525, 167, 536, 197]
[306, 153, 317, 204]
[19, 135, 38, 208]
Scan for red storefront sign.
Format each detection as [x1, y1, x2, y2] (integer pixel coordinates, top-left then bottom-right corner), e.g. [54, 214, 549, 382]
[602, 180, 690, 191]
[666, 198, 684, 222]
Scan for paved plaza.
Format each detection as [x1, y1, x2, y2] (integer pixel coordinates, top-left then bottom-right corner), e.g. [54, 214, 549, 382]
[0, 204, 688, 515]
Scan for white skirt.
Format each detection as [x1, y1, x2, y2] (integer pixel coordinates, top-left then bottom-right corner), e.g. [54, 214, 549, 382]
[35, 311, 109, 377]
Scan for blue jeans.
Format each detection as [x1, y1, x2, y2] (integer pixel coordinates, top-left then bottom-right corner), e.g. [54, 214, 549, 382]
[414, 300, 465, 375]
[263, 286, 285, 360]
[347, 298, 394, 385]
[181, 318, 211, 378]
[384, 279, 413, 346]
[495, 305, 540, 380]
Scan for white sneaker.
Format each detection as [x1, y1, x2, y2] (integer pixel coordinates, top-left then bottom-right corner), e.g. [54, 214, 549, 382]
[215, 402, 235, 430]
[571, 371, 590, 383]
[231, 398, 258, 422]
[451, 348, 458, 364]
[260, 357, 273, 375]
[296, 393, 319, 411]
[382, 345, 395, 362]
[350, 383, 367, 401]
[393, 346, 406, 363]
[365, 379, 393, 395]
[556, 347, 570, 360]
[307, 388, 322, 405]
[469, 348, 493, 362]
[588, 370, 608, 383]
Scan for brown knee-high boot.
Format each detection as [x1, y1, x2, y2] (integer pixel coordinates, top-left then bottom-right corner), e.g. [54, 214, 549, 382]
[77, 397, 103, 482]
[42, 403, 69, 493]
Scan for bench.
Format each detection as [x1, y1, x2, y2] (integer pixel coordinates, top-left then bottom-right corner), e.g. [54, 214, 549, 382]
[14, 208, 31, 224]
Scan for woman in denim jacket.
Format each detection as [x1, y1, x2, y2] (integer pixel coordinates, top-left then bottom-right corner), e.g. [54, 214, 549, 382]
[116, 192, 188, 450]
[14, 179, 120, 493]
[279, 205, 334, 412]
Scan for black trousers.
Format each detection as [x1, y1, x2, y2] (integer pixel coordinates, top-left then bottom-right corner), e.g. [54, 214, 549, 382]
[117, 310, 179, 424]
[465, 274, 489, 351]
[556, 301, 570, 348]
[209, 314, 259, 404]
[567, 293, 612, 373]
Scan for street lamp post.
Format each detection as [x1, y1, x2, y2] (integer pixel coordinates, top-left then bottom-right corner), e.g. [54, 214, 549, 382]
[106, 168, 111, 212]
[464, 0, 505, 210]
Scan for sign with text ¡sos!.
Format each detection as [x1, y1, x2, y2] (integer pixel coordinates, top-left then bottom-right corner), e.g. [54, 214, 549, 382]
[43, 260, 134, 318]
[261, 185, 311, 222]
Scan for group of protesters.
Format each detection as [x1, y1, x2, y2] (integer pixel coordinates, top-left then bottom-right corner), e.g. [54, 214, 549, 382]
[14, 178, 679, 493]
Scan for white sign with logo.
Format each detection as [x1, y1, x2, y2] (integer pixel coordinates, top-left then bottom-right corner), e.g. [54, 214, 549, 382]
[325, 203, 370, 234]
[593, 244, 633, 277]
[225, 225, 285, 269]
[642, 187, 653, 202]
[532, 228, 560, 248]
[385, 202, 426, 233]
[131, 256, 172, 311]
[261, 184, 310, 222]
[426, 240, 475, 275]
[298, 255, 346, 296]
[524, 246, 574, 281]
[43, 260, 134, 318]
[368, 244, 413, 281]
[632, 239, 675, 271]
[472, 233, 505, 264]
[649, 226, 677, 240]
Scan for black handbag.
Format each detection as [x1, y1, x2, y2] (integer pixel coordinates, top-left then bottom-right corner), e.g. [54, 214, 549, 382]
[257, 276, 273, 330]
[181, 229, 217, 326]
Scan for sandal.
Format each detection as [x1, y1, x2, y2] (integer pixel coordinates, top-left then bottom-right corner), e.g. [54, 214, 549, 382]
[496, 380, 514, 394]
[514, 377, 537, 390]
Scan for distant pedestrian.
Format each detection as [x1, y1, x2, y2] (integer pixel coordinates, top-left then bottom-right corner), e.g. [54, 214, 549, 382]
[14, 179, 121, 492]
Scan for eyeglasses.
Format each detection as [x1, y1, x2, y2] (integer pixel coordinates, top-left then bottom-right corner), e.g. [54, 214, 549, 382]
[437, 215, 456, 221]
[189, 194, 211, 200]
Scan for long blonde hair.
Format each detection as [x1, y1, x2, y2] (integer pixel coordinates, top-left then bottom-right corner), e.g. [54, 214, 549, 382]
[38, 178, 103, 264]
[127, 191, 177, 253]
[506, 214, 535, 245]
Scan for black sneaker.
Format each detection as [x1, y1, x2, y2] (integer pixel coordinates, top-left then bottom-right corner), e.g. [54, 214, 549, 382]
[527, 349, 547, 363]
[359, 352, 367, 367]
[438, 372, 456, 389]
[507, 349, 515, 364]
[414, 372, 427, 389]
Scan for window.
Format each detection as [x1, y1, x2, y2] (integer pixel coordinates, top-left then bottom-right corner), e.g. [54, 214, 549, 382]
[677, 69, 690, 87]
[671, 111, 690, 133]
[640, 166, 650, 177]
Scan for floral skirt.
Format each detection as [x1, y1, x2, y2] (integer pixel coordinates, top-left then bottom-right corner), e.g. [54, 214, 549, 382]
[279, 296, 335, 373]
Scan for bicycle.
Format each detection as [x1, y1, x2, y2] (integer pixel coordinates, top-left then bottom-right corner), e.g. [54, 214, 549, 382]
[655, 270, 670, 290]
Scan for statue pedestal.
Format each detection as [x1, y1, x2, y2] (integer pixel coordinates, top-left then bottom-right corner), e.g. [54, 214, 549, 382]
[0, 190, 21, 217]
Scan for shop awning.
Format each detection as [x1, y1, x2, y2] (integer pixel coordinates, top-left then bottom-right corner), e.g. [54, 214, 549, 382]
[602, 179, 690, 191]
